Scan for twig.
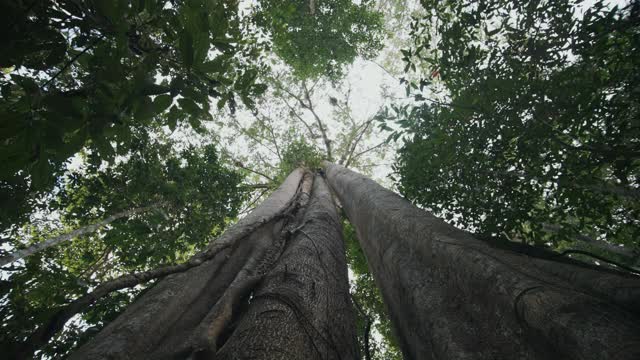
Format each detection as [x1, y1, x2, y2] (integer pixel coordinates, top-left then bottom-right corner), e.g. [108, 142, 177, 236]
[40, 36, 103, 90]
[343, 120, 374, 167]
[302, 82, 333, 161]
[252, 112, 283, 161]
[232, 161, 274, 182]
[557, 250, 640, 276]
[281, 96, 318, 139]
[239, 188, 269, 215]
[347, 141, 387, 167]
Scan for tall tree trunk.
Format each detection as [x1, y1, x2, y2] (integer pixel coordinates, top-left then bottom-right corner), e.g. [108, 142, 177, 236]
[324, 162, 640, 360]
[69, 169, 357, 359]
[216, 174, 358, 359]
[0, 203, 159, 267]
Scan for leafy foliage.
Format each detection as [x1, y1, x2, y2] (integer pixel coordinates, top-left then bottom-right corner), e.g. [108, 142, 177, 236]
[255, 0, 385, 79]
[57, 139, 245, 268]
[384, 0, 640, 261]
[0, 0, 267, 231]
[275, 138, 324, 182]
[281, 137, 324, 170]
[0, 0, 427, 357]
[0, 141, 244, 358]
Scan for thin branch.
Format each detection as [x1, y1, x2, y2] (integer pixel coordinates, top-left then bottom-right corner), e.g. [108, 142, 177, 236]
[334, 102, 358, 128]
[256, 152, 277, 170]
[542, 223, 638, 259]
[230, 118, 282, 160]
[41, 36, 103, 90]
[274, 78, 328, 153]
[0, 203, 160, 267]
[557, 250, 640, 276]
[252, 112, 283, 162]
[342, 119, 374, 167]
[368, 59, 397, 81]
[351, 295, 373, 360]
[233, 161, 274, 182]
[281, 96, 318, 139]
[240, 183, 272, 190]
[302, 81, 333, 161]
[78, 245, 113, 280]
[239, 188, 269, 216]
[309, 78, 322, 92]
[277, 80, 307, 106]
[347, 141, 387, 168]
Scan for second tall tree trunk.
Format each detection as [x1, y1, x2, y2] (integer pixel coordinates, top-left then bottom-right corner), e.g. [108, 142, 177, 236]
[324, 162, 640, 360]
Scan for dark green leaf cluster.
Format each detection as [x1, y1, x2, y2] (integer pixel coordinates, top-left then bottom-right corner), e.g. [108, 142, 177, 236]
[389, 0, 640, 261]
[0, 141, 244, 358]
[255, 0, 385, 79]
[0, 0, 267, 230]
[57, 139, 245, 267]
[276, 138, 324, 182]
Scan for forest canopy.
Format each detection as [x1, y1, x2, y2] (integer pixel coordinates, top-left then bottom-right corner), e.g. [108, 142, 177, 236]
[1, 0, 638, 359]
[384, 0, 640, 262]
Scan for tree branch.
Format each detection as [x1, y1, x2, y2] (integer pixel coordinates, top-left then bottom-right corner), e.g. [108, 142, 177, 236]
[0, 203, 160, 267]
[346, 141, 387, 168]
[342, 119, 374, 167]
[252, 112, 283, 162]
[302, 81, 333, 161]
[240, 183, 272, 190]
[77, 245, 113, 280]
[230, 118, 282, 160]
[281, 95, 318, 139]
[351, 295, 373, 360]
[41, 36, 103, 90]
[557, 250, 640, 275]
[542, 223, 639, 259]
[232, 161, 274, 182]
[239, 188, 270, 216]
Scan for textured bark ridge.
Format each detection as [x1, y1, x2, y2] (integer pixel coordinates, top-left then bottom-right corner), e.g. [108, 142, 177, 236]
[216, 174, 358, 359]
[324, 162, 640, 360]
[69, 169, 358, 360]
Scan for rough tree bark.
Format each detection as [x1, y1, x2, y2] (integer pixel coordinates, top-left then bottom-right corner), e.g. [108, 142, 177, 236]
[216, 173, 358, 359]
[68, 169, 358, 359]
[324, 162, 640, 360]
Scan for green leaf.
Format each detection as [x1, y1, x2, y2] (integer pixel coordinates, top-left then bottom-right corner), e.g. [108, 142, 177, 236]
[198, 57, 226, 74]
[30, 158, 51, 190]
[13, 75, 39, 95]
[180, 31, 194, 69]
[253, 83, 268, 95]
[153, 94, 173, 113]
[134, 96, 155, 121]
[95, 1, 119, 21]
[188, 116, 201, 131]
[217, 96, 227, 109]
[178, 98, 201, 116]
[94, 138, 116, 160]
[167, 105, 179, 131]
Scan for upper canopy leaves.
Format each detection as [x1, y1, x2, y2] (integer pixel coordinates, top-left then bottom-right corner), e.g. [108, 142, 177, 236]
[0, 0, 267, 231]
[386, 0, 640, 261]
[255, 0, 384, 79]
